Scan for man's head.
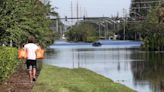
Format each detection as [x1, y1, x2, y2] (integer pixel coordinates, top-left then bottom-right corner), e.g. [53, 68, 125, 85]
[27, 35, 35, 43]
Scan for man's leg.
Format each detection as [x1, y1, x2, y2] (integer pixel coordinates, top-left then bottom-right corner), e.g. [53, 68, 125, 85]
[32, 60, 37, 81]
[32, 68, 36, 81]
[29, 69, 33, 82]
[26, 60, 33, 82]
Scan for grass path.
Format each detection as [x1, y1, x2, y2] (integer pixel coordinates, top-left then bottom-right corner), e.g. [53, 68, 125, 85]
[33, 64, 135, 92]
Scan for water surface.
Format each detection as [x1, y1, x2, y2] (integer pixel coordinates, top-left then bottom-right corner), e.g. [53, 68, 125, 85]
[43, 40, 164, 92]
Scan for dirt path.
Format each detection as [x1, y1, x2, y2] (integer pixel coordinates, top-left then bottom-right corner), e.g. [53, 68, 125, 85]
[0, 63, 40, 92]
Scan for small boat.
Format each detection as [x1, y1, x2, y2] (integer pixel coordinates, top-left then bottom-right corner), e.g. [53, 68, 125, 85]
[92, 42, 102, 47]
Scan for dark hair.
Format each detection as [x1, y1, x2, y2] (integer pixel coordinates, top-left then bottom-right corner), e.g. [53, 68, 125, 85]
[27, 36, 35, 43]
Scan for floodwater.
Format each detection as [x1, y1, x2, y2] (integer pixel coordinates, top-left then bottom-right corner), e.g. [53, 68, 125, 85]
[43, 40, 164, 92]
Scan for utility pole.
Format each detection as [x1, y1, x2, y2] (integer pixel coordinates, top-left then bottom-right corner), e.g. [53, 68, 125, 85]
[71, 0, 73, 25]
[76, 0, 79, 21]
[68, 0, 73, 35]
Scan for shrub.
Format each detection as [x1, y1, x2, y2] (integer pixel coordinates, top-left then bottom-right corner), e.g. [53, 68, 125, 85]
[0, 46, 19, 82]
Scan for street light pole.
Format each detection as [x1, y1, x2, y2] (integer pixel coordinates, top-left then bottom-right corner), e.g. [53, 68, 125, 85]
[123, 20, 126, 40]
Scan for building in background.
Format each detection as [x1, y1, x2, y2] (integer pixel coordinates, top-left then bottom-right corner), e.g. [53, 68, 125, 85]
[130, 0, 163, 20]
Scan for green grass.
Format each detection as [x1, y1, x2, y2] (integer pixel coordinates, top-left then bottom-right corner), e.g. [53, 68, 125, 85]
[32, 64, 136, 92]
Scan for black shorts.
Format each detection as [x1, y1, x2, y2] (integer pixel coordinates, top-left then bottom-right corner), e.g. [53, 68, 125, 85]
[26, 60, 37, 70]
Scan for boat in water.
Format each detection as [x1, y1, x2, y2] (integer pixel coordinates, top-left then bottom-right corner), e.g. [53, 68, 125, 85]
[92, 42, 102, 47]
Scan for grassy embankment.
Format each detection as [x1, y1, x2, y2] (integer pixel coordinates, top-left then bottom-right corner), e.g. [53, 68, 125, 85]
[33, 64, 136, 92]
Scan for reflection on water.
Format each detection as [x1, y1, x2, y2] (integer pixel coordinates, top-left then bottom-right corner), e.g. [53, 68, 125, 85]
[131, 52, 164, 92]
[43, 41, 164, 92]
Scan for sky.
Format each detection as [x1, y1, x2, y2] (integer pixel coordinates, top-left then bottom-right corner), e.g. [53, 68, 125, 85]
[49, 0, 131, 18]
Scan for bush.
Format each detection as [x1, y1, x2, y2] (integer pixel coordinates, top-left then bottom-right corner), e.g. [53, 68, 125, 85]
[86, 37, 97, 42]
[0, 46, 19, 82]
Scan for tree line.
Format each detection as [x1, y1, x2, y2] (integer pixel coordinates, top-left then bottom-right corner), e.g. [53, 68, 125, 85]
[124, 4, 164, 51]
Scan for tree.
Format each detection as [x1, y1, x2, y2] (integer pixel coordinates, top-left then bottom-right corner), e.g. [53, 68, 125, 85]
[131, 5, 164, 51]
[0, 0, 56, 47]
[66, 22, 98, 42]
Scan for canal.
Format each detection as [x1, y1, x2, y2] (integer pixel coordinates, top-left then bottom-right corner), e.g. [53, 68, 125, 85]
[43, 40, 164, 92]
